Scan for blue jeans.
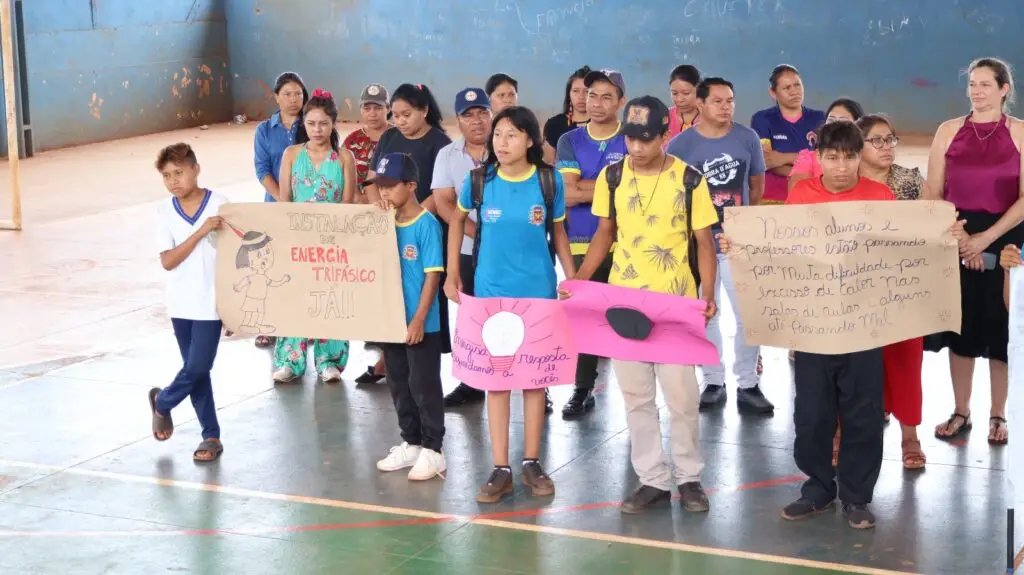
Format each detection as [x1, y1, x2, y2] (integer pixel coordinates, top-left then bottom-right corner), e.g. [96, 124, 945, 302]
[156, 318, 222, 440]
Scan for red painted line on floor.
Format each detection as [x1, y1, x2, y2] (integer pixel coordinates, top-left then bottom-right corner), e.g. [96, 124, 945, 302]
[0, 474, 806, 538]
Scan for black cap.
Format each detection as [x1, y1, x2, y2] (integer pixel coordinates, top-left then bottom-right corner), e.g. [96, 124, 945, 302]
[621, 96, 670, 141]
[364, 153, 420, 187]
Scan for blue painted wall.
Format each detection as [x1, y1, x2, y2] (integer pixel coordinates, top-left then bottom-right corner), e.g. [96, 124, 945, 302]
[23, 0, 232, 152]
[225, 0, 1022, 133]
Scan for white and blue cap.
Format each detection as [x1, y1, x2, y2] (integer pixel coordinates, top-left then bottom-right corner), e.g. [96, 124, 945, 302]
[455, 87, 490, 115]
[364, 153, 420, 187]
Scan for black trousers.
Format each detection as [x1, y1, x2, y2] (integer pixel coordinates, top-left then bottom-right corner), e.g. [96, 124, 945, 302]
[572, 253, 613, 391]
[793, 348, 884, 505]
[459, 253, 475, 297]
[382, 332, 445, 451]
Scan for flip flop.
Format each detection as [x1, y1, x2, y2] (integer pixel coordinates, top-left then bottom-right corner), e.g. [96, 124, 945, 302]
[148, 387, 173, 441]
[193, 439, 223, 462]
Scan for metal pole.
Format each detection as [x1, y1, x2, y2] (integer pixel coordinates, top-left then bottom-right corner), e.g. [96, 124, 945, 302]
[0, 0, 21, 231]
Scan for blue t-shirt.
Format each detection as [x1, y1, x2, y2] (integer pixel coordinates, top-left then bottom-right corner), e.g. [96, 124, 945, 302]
[555, 124, 627, 254]
[750, 105, 826, 202]
[395, 209, 444, 333]
[666, 123, 766, 237]
[457, 166, 567, 299]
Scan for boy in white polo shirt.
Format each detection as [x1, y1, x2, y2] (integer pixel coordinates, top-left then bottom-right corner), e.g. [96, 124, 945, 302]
[148, 142, 228, 462]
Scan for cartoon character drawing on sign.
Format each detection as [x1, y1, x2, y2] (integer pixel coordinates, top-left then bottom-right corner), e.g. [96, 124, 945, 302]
[227, 225, 291, 334]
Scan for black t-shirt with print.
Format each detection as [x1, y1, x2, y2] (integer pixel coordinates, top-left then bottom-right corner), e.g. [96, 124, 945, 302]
[543, 113, 588, 149]
[370, 126, 452, 202]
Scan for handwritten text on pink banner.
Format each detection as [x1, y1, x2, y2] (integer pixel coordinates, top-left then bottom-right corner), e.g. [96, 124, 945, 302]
[452, 294, 578, 391]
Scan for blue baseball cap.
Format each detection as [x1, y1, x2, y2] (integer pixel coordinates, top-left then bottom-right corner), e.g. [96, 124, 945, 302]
[365, 153, 420, 187]
[455, 87, 490, 115]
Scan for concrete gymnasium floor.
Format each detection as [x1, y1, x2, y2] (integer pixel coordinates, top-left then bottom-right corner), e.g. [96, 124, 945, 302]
[0, 123, 1008, 574]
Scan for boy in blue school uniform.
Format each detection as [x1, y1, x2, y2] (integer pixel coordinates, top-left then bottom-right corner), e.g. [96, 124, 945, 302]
[368, 152, 447, 481]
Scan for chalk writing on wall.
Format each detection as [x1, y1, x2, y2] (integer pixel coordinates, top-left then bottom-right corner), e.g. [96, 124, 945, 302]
[724, 201, 961, 354]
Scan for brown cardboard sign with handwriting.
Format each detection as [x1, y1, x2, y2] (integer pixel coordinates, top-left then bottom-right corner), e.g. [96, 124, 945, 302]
[723, 200, 961, 354]
[215, 202, 406, 343]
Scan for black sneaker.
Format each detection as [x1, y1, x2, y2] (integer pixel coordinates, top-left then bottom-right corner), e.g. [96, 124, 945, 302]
[620, 485, 671, 514]
[444, 383, 486, 407]
[737, 386, 774, 414]
[699, 385, 726, 410]
[678, 482, 710, 512]
[561, 389, 595, 418]
[781, 497, 836, 521]
[354, 365, 385, 384]
[842, 503, 876, 529]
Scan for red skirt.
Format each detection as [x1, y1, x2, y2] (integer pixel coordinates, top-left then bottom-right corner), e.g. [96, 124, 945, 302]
[882, 337, 924, 426]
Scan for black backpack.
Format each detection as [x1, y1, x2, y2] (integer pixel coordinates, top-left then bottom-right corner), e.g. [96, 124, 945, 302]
[604, 158, 705, 290]
[470, 165, 557, 268]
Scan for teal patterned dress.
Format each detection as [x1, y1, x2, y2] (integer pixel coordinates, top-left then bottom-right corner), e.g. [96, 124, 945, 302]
[273, 146, 350, 376]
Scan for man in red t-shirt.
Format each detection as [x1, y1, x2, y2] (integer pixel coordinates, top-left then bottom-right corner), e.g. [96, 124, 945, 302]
[722, 122, 892, 530]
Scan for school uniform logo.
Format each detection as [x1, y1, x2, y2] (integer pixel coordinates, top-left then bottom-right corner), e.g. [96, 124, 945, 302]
[772, 134, 787, 141]
[484, 207, 502, 222]
[607, 152, 625, 163]
[402, 244, 418, 260]
[529, 205, 545, 225]
[806, 131, 817, 148]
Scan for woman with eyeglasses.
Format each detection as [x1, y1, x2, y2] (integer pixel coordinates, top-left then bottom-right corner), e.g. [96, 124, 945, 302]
[857, 114, 927, 470]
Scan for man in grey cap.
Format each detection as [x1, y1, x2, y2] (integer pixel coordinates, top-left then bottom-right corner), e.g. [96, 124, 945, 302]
[344, 83, 392, 202]
[347, 83, 397, 385]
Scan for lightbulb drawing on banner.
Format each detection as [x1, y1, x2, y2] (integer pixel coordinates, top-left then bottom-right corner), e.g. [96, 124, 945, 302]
[481, 311, 526, 373]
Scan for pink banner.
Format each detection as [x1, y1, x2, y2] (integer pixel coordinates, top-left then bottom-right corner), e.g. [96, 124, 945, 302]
[452, 294, 578, 391]
[559, 280, 719, 366]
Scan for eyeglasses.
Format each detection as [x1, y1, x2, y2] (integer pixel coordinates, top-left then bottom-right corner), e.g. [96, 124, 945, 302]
[865, 135, 899, 149]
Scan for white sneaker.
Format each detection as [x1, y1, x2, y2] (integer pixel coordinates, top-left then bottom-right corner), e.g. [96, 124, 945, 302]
[319, 366, 342, 382]
[272, 366, 297, 382]
[376, 442, 421, 472]
[408, 448, 446, 481]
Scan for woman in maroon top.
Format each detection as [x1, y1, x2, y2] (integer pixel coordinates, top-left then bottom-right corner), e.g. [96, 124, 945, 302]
[924, 58, 1024, 446]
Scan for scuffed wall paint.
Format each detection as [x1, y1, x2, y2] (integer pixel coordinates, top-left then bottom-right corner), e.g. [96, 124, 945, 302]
[225, 0, 1022, 133]
[23, 0, 232, 152]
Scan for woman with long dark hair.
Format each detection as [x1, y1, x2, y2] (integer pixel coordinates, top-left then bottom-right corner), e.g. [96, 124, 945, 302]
[251, 71, 308, 348]
[543, 66, 591, 163]
[356, 84, 453, 384]
[444, 106, 574, 503]
[271, 89, 356, 383]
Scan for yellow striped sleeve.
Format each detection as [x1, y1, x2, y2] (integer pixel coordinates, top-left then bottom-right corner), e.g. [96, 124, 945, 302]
[423, 266, 444, 273]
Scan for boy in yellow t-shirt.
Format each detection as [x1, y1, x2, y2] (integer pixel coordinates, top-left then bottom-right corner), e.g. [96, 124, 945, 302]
[562, 95, 719, 515]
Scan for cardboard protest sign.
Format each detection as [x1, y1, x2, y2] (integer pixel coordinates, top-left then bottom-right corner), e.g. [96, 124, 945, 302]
[559, 280, 719, 365]
[452, 294, 577, 391]
[724, 200, 961, 354]
[215, 202, 407, 343]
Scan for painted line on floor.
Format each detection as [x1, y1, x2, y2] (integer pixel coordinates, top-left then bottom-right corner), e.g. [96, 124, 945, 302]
[0, 459, 907, 574]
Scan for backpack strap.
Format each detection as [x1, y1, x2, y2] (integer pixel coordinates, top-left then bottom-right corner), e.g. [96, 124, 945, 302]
[681, 163, 704, 289]
[604, 159, 625, 221]
[469, 165, 487, 270]
[537, 166, 557, 262]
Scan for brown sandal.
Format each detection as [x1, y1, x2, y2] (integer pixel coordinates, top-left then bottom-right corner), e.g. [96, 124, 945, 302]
[935, 412, 971, 441]
[901, 439, 926, 469]
[989, 416, 1008, 445]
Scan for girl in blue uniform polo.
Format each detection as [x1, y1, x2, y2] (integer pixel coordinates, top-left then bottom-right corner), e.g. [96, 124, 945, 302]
[444, 106, 575, 503]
